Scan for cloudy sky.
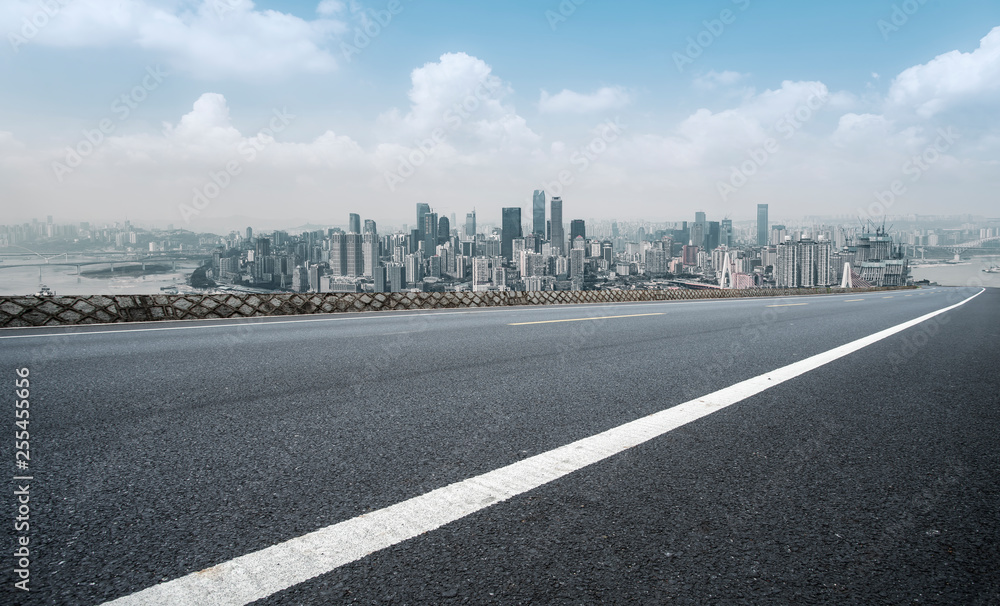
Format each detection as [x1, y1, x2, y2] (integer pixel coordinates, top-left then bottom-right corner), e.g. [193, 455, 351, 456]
[1, 0, 999, 230]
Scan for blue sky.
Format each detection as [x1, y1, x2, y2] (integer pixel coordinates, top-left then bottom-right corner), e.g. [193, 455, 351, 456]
[1, 0, 999, 230]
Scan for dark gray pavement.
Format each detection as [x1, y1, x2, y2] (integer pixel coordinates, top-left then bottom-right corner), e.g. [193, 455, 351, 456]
[2, 286, 997, 604]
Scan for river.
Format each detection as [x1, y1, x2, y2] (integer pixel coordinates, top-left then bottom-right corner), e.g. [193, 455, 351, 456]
[0, 256, 202, 296]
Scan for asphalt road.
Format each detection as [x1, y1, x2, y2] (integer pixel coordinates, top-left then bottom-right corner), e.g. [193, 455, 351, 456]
[1, 286, 998, 605]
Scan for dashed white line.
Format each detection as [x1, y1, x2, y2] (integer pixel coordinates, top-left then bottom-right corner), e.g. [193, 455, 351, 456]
[99, 288, 985, 606]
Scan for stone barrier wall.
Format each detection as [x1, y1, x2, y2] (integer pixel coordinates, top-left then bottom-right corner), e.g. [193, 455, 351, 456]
[0, 286, 916, 328]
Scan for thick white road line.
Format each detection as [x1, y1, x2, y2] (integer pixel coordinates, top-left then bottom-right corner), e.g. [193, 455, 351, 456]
[100, 288, 983, 606]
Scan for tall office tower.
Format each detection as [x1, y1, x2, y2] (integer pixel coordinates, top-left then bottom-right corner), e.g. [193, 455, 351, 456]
[570, 247, 585, 278]
[721, 219, 733, 248]
[423, 212, 438, 258]
[611, 222, 620, 239]
[550, 197, 564, 255]
[532, 190, 546, 236]
[690, 222, 705, 252]
[501, 207, 522, 262]
[330, 233, 346, 276]
[757, 204, 769, 247]
[364, 219, 377, 234]
[349, 213, 361, 234]
[465, 210, 477, 237]
[362, 232, 378, 278]
[345, 233, 364, 277]
[386, 262, 406, 293]
[707, 221, 721, 250]
[570, 219, 586, 244]
[438, 216, 450, 245]
[416, 203, 431, 239]
[246, 227, 253, 241]
[409, 229, 421, 255]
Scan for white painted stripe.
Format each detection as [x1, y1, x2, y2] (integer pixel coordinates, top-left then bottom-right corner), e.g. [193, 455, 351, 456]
[99, 288, 984, 606]
[508, 312, 665, 326]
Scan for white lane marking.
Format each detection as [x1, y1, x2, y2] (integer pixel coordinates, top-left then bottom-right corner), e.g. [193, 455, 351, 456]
[0, 290, 915, 340]
[509, 312, 665, 326]
[100, 288, 985, 606]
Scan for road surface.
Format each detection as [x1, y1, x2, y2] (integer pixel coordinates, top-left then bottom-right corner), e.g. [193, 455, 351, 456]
[2, 286, 998, 604]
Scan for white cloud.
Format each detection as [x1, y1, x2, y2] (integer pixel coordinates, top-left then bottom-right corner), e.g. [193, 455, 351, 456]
[316, 0, 345, 16]
[538, 87, 632, 114]
[887, 26, 1000, 118]
[1, 0, 346, 79]
[376, 52, 539, 152]
[692, 70, 748, 90]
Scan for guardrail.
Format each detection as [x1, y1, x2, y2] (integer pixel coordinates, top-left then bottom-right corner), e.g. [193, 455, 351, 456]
[0, 287, 913, 328]
[0, 286, 917, 328]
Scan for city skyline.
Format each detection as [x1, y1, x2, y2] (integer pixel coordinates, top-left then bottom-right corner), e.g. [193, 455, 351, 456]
[2, 2, 999, 226]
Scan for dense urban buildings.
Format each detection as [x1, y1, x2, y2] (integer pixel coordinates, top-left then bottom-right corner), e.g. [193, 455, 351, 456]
[8, 202, 998, 297]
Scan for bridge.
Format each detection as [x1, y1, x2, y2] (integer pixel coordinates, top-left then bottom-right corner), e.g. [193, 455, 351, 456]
[915, 235, 1000, 260]
[0, 253, 207, 273]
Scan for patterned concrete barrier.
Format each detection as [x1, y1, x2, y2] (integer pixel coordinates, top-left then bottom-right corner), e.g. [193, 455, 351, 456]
[0, 286, 915, 328]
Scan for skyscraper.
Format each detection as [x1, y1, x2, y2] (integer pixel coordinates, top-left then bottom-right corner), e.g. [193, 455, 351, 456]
[345, 233, 364, 277]
[423, 212, 438, 259]
[364, 219, 377, 234]
[438, 216, 450, 245]
[532, 190, 546, 236]
[362, 232, 378, 278]
[757, 204, 769, 247]
[349, 213, 361, 235]
[416, 203, 430, 238]
[550, 197, 564, 255]
[570, 219, 586, 243]
[721, 219, 733, 248]
[501, 207, 522, 262]
[330, 232, 346, 276]
[465, 210, 477, 237]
